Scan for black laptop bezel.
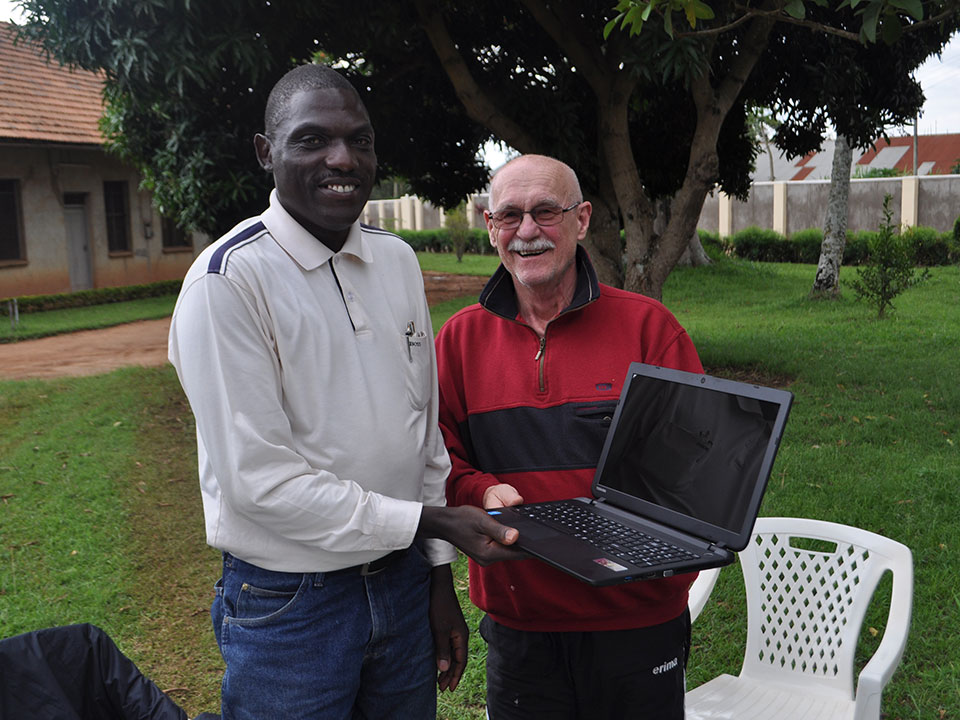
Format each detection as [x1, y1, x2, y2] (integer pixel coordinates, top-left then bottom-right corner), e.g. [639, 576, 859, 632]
[590, 362, 794, 552]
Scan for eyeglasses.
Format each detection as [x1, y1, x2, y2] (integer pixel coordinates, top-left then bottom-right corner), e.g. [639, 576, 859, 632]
[488, 201, 581, 230]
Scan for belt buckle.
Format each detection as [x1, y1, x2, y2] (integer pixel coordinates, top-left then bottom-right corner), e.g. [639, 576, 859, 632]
[359, 562, 384, 576]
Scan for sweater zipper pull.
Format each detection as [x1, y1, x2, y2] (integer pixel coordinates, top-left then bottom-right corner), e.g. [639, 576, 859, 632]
[534, 336, 545, 361]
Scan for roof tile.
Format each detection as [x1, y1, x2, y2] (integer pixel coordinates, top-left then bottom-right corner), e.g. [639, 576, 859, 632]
[0, 21, 105, 145]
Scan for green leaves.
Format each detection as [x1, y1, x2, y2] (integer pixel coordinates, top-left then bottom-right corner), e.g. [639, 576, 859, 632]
[606, 0, 935, 44]
[784, 0, 807, 19]
[603, 0, 714, 40]
[848, 194, 931, 318]
[887, 0, 925, 21]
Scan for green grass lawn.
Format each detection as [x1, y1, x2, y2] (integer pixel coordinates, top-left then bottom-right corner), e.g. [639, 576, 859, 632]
[416, 251, 500, 277]
[0, 256, 957, 718]
[0, 253, 494, 343]
[0, 295, 178, 343]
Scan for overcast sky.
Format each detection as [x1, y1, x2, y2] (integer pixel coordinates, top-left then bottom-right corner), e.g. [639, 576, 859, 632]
[3, 0, 958, 145]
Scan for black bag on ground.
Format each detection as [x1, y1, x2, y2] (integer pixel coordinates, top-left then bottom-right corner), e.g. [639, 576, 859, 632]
[0, 623, 188, 720]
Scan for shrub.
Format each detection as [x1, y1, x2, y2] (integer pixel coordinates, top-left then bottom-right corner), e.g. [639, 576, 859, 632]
[848, 195, 930, 318]
[395, 228, 491, 255]
[730, 226, 787, 262]
[786, 228, 824, 264]
[901, 225, 954, 266]
[697, 229, 731, 261]
[844, 231, 874, 266]
[395, 229, 447, 252]
[4, 280, 182, 314]
[445, 203, 471, 262]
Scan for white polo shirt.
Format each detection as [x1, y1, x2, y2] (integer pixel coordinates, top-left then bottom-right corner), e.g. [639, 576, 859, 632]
[168, 190, 456, 572]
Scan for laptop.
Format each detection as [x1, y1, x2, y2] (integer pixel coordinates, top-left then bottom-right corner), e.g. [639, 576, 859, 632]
[488, 362, 793, 586]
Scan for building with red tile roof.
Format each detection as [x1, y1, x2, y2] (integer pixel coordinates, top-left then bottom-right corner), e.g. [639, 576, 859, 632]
[0, 22, 105, 145]
[1, 22, 199, 299]
[855, 133, 960, 176]
[755, 133, 960, 182]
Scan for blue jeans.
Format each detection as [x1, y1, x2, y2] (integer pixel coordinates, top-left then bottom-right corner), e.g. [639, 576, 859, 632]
[212, 548, 435, 720]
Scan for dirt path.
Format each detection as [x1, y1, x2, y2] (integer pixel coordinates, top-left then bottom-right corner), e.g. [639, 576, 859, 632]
[0, 272, 488, 381]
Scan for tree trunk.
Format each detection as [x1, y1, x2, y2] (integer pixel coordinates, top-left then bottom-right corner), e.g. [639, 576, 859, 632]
[811, 134, 852, 297]
[678, 231, 712, 267]
[655, 196, 711, 268]
[418, 0, 770, 301]
[628, 13, 776, 300]
[582, 191, 625, 287]
[596, 69, 657, 295]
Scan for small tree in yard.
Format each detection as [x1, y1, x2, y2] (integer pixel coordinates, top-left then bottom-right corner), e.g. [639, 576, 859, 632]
[445, 203, 471, 262]
[849, 194, 930, 319]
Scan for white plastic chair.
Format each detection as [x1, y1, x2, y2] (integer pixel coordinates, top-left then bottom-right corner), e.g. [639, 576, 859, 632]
[686, 517, 913, 720]
[688, 566, 722, 623]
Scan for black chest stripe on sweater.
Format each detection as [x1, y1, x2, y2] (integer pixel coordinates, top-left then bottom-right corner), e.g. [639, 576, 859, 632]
[463, 401, 618, 474]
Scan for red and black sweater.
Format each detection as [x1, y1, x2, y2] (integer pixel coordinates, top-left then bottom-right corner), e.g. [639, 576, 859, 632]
[436, 247, 704, 632]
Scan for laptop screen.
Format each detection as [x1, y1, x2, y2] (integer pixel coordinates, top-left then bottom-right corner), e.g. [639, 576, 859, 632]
[592, 364, 792, 550]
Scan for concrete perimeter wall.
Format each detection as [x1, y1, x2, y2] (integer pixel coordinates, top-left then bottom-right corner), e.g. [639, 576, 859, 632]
[700, 175, 960, 237]
[365, 176, 959, 238]
[363, 194, 489, 232]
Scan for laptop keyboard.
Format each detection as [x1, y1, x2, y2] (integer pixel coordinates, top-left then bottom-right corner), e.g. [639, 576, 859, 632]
[516, 500, 701, 567]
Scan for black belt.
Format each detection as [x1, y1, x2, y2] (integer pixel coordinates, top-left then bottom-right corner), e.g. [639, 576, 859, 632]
[331, 548, 408, 577]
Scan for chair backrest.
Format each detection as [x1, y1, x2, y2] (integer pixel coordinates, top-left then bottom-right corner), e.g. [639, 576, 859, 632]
[738, 517, 913, 700]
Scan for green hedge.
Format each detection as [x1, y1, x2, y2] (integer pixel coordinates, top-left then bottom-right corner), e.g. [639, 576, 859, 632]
[729, 226, 788, 262]
[2, 279, 182, 314]
[5, 221, 953, 315]
[724, 225, 960, 266]
[3, 229, 494, 315]
[395, 228, 494, 255]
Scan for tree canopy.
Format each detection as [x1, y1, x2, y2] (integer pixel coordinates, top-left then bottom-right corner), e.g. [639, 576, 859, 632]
[15, 0, 959, 298]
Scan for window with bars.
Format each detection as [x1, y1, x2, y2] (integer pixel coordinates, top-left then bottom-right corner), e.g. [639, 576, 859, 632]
[103, 181, 131, 253]
[161, 215, 192, 250]
[0, 179, 25, 262]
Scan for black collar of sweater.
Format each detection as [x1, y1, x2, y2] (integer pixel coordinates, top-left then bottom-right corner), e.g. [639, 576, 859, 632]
[478, 244, 601, 322]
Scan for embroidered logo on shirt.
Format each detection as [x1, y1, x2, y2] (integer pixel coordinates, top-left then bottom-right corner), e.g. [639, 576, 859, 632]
[652, 657, 679, 675]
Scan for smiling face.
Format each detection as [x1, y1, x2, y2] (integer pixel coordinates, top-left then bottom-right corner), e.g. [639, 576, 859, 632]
[486, 155, 591, 295]
[254, 87, 376, 251]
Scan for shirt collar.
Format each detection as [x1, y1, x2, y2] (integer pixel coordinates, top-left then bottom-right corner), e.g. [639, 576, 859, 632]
[479, 244, 601, 321]
[260, 189, 372, 270]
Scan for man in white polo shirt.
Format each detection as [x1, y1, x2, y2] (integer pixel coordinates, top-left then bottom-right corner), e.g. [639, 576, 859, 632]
[168, 63, 519, 720]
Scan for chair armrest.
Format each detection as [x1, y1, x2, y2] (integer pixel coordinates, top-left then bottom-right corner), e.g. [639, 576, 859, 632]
[853, 558, 913, 720]
[688, 567, 722, 623]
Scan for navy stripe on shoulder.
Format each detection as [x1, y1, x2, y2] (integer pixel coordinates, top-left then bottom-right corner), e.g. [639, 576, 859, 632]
[359, 222, 400, 239]
[207, 221, 267, 275]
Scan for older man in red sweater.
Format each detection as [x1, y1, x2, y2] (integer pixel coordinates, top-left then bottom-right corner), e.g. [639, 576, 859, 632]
[435, 154, 703, 719]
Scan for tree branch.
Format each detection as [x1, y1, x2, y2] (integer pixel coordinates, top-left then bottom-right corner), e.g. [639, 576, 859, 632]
[760, 13, 861, 41]
[413, 0, 540, 154]
[517, 0, 612, 93]
[673, 1, 960, 44]
[709, 10, 777, 118]
[670, 6, 857, 42]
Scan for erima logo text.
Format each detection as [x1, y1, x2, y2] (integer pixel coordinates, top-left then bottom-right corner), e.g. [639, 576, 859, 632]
[652, 657, 679, 675]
